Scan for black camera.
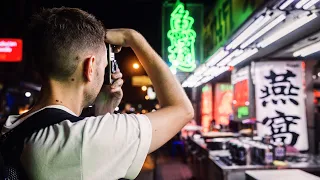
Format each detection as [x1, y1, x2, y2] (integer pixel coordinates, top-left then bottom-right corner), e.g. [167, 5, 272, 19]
[104, 44, 118, 85]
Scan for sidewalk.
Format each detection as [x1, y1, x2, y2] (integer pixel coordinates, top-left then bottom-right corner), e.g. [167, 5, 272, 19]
[136, 147, 193, 180]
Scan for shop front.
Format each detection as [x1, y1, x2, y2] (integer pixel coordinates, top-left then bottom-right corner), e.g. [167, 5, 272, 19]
[181, 0, 320, 179]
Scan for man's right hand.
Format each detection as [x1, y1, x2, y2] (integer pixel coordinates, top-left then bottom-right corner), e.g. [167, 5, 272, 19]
[105, 28, 138, 47]
[105, 28, 194, 154]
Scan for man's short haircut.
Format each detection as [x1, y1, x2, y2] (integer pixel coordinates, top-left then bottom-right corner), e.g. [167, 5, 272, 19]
[28, 7, 105, 81]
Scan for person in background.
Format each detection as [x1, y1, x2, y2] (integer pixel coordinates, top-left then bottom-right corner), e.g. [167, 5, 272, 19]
[0, 7, 194, 180]
[209, 119, 216, 132]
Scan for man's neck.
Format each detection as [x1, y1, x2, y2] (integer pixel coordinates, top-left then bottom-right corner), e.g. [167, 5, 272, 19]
[27, 81, 85, 117]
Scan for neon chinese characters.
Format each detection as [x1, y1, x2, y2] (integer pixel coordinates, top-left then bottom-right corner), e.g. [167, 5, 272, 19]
[167, 2, 197, 72]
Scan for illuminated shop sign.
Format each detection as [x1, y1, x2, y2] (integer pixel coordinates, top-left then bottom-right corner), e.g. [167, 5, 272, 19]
[214, 83, 233, 126]
[201, 84, 213, 132]
[231, 66, 255, 122]
[234, 79, 250, 119]
[162, 1, 203, 73]
[203, 0, 264, 61]
[254, 61, 308, 151]
[0, 39, 23, 62]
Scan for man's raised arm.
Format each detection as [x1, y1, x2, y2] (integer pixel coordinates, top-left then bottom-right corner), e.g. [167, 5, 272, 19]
[105, 29, 194, 153]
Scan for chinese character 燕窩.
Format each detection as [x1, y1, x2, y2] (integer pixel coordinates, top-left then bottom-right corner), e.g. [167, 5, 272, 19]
[262, 110, 300, 146]
[260, 70, 300, 107]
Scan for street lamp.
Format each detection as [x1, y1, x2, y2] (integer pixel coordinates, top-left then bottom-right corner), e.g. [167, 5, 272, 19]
[133, 63, 140, 69]
[141, 86, 147, 91]
[25, 92, 31, 97]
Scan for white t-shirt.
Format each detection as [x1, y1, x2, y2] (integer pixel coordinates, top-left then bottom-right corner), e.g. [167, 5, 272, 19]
[1, 105, 152, 180]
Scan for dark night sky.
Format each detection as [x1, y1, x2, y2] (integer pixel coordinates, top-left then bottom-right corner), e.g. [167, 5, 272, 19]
[0, 0, 165, 106]
[0, 0, 213, 109]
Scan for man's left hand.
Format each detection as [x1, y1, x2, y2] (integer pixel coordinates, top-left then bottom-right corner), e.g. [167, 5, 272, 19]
[95, 70, 124, 115]
[109, 70, 124, 100]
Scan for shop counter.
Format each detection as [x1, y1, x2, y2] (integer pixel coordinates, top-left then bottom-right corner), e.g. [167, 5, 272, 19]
[208, 153, 320, 180]
[245, 169, 320, 180]
[186, 137, 320, 180]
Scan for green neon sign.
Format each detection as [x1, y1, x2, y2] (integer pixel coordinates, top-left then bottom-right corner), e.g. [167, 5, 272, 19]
[167, 2, 197, 72]
[203, 0, 264, 62]
[237, 106, 249, 119]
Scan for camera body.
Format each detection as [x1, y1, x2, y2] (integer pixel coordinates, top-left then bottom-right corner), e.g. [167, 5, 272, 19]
[104, 44, 118, 85]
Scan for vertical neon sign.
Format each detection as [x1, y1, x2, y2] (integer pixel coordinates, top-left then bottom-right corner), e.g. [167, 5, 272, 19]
[231, 66, 252, 122]
[234, 79, 250, 119]
[214, 83, 233, 126]
[201, 84, 213, 132]
[167, 1, 197, 72]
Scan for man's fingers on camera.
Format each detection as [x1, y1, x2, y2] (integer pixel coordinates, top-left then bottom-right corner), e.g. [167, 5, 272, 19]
[111, 79, 124, 89]
[110, 86, 122, 93]
[111, 71, 122, 79]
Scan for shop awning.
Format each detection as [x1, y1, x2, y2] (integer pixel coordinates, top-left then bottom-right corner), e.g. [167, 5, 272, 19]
[183, 0, 320, 88]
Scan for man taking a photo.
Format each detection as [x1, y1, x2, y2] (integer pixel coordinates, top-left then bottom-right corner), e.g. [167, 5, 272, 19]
[1, 7, 194, 180]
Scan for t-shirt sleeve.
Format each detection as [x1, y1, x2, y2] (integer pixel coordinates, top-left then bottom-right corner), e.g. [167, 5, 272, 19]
[124, 114, 152, 178]
[81, 113, 152, 179]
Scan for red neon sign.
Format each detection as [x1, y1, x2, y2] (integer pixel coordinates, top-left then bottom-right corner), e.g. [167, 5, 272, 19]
[234, 79, 249, 107]
[0, 39, 23, 62]
[214, 84, 233, 126]
[233, 79, 250, 119]
[201, 84, 213, 133]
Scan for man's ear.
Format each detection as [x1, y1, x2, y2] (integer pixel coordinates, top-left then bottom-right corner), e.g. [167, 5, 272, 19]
[83, 56, 95, 82]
